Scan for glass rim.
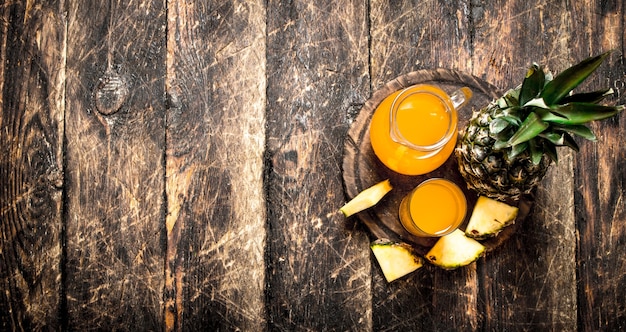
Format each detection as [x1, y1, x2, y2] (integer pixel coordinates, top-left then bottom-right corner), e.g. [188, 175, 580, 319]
[404, 178, 467, 237]
[389, 86, 457, 153]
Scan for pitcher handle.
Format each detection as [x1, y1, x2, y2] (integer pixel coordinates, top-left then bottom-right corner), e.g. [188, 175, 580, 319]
[450, 87, 473, 110]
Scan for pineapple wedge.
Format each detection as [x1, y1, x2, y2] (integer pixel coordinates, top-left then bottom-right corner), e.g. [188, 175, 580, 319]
[465, 196, 519, 239]
[426, 229, 485, 270]
[340, 179, 392, 217]
[371, 239, 423, 282]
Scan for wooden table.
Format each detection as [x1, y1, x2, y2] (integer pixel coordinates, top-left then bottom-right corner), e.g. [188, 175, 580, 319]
[2, 0, 625, 330]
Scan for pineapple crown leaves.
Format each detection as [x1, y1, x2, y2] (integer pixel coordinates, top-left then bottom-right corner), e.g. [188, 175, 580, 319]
[491, 51, 625, 164]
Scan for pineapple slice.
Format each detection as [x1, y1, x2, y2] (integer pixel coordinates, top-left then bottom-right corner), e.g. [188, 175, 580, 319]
[371, 239, 423, 282]
[340, 179, 392, 217]
[465, 196, 519, 239]
[426, 229, 485, 270]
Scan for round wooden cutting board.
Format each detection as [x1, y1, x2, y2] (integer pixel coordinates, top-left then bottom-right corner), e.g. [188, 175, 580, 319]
[342, 69, 532, 256]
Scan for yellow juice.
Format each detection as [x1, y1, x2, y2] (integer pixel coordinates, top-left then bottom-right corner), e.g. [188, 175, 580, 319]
[399, 178, 466, 237]
[369, 84, 458, 175]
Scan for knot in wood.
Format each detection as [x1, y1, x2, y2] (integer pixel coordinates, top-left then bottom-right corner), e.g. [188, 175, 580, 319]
[94, 69, 130, 115]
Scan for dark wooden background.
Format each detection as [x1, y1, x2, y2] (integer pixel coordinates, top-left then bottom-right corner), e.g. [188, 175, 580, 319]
[1, 0, 625, 331]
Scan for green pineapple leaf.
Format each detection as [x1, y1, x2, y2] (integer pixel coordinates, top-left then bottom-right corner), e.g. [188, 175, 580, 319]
[540, 52, 611, 105]
[519, 64, 545, 105]
[494, 139, 509, 150]
[529, 140, 543, 164]
[499, 89, 520, 108]
[502, 107, 523, 122]
[539, 131, 566, 145]
[506, 112, 550, 147]
[550, 103, 625, 125]
[542, 140, 559, 164]
[553, 124, 597, 141]
[536, 107, 570, 123]
[507, 141, 528, 159]
[493, 126, 517, 142]
[538, 131, 579, 151]
[500, 115, 522, 126]
[560, 88, 614, 104]
[489, 117, 511, 134]
[562, 132, 580, 152]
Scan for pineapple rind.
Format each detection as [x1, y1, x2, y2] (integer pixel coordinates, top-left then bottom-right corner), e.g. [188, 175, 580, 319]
[426, 229, 485, 270]
[371, 239, 423, 282]
[465, 196, 519, 239]
[340, 179, 392, 217]
[456, 102, 551, 201]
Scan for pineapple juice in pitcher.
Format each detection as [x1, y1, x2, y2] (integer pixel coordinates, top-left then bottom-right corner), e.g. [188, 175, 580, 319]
[369, 84, 472, 175]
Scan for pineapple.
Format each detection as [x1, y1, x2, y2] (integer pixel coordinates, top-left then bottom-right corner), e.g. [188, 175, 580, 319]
[340, 179, 392, 217]
[370, 239, 423, 282]
[456, 52, 624, 201]
[465, 196, 519, 239]
[426, 229, 485, 269]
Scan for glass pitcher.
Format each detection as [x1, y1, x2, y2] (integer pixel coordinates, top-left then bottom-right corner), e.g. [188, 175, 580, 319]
[369, 84, 472, 175]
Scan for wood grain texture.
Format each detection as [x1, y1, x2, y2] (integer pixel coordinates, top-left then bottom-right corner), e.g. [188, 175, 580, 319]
[370, 0, 473, 88]
[0, 1, 65, 330]
[470, 1, 578, 330]
[570, 1, 626, 330]
[165, 1, 267, 330]
[265, 0, 372, 330]
[64, 1, 166, 330]
[0, 0, 624, 330]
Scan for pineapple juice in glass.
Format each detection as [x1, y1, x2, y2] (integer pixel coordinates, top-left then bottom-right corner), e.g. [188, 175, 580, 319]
[398, 178, 467, 237]
[369, 84, 472, 175]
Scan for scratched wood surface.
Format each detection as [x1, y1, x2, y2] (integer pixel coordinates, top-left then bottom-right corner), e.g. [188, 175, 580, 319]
[1, 0, 625, 331]
[570, 2, 626, 331]
[265, 0, 371, 330]
[165, 1, 266, 330]
[469, 1, 580, 330]
[0, 1, 65, 330]
[63, 0, 167, 330]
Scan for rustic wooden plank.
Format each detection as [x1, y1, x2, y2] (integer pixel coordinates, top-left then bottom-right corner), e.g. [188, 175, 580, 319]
[570, 1, 626, 329]
[470, 0, 578, 330]
[370, 0, 473, 88]
[368, 1, 482, 330]
[0, 1, 65, 330]
[164, 1, 267, 330]
[265, 0, 371, 330]
[63, 1, 166, 330]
